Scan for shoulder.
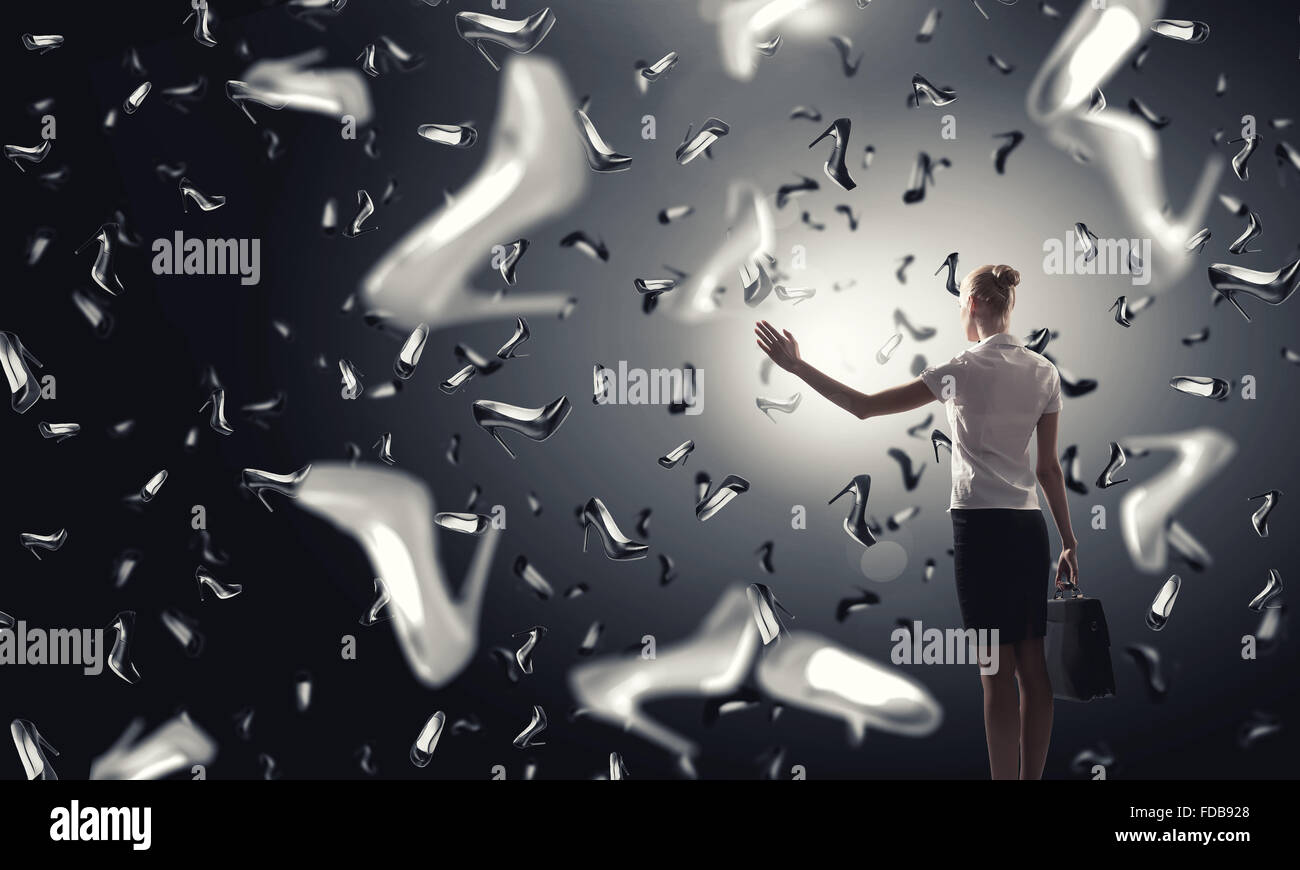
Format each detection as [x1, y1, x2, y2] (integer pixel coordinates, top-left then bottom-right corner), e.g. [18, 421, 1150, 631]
[1021, 347, 1057, 373]
[1023, 351, 1061, 394]
[921, 350, 969, 374]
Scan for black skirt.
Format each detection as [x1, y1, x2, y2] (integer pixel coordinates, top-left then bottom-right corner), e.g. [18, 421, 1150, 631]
[950, 508, 1052, 645]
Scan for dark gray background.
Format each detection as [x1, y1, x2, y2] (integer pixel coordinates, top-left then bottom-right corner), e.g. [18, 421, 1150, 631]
[2, 0, 1296, 779]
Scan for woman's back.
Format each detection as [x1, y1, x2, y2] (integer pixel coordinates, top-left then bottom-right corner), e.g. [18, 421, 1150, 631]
[920, 332, 1062, 510]
[755, 259, 1080, 779]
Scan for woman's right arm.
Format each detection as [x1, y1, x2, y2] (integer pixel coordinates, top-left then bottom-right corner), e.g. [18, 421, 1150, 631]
[754, 320, 933, 419]
[1034, 411, 1080, 588]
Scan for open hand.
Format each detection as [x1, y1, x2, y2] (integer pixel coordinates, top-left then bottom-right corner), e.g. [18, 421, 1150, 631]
[755, 320, 803, 374]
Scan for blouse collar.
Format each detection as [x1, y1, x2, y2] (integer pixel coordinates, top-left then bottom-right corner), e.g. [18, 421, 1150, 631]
[974, 332, 1022, 348]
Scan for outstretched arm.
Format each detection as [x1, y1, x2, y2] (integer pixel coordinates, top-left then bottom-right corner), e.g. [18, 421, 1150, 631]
[755, 320, 935, 420]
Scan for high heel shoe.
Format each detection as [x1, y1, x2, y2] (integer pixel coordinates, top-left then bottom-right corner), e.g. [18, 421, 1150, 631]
[577, 106, 634, 173]
[360, 54, 584, 333]
[225, 79, 288, 124]
[200, 387, 234, 435]
[1118, 428, 1236, 572]
[1025, 0, 1221, 296]
[0, 331, 44, 414]
[4, 140, 51, 172]
[1062, 444, 1088, 494]
[1024, 327, 1051, 354]
[658, 439, 695, 468]
[105, 610, 142, 684]
[1208, 259, 1300, 322]
[911, 73, 956, 107]
[755, 631, 942, 745]
[10, 719, 60, 780]
[809, 118, 856, 192]
[888, 447, 925, 491]
[225, 49, 371, 126]
[89, 712, 216, 781]
[829, 474, 877, 547]
[495, 316, 531, 359]
[581, 497, 649, 561]
[293, 462, 501, 688]
[241, 463, 313, 511]
[182, 1, 218, 47]
[934, 251, 959, 296]
[902, 152, 948, 204]
[930, 428, 952, 463]
[19, 528, 66, 560]
[472, 395, 572, 459]
[76, 223, 124, 296]
[570, 584, 942, 760]
[695, 474, 750, 521]
[568, 586, 761, 761]
[454, 8, 557, 71]
[179, 177, 227, 213]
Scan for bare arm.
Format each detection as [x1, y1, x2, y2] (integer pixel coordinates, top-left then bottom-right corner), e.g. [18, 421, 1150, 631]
[755, 320, 934, 420]
[1034, 411, 1080, 588]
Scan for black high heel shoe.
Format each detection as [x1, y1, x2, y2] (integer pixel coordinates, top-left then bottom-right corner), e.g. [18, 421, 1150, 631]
[1, 331, 44, 414]
[75, 223, 124, 296]
[455, 8, 557, 71]
[903, 152, 948, 205]
[581, 497, 649, 561]
[809, 118, 856, 192]
[934, 251, 960, 296]
[930, 429, 952, 463]
[1208, 259, 1300, 322]
[471, 395, 572, 459]
[829, 474, 878, 547]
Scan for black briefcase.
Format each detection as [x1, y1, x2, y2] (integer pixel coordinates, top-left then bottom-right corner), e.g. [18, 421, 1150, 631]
[1045, 581, 1116, 701]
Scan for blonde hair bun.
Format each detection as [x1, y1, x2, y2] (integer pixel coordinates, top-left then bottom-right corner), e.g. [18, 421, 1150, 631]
[992, 264, 1021, 292]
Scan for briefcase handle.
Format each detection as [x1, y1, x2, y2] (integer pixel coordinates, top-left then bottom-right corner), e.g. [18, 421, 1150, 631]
[1053, 578, 1084, 600]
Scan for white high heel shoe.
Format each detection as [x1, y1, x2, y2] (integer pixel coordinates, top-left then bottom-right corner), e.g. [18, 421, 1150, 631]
[569, 586, 760, 760]
[1118, 428, 1237, 573]
[293, 462, 501, 688]
[1025, 0, 1223, 294]
[359, 55, 588, 333]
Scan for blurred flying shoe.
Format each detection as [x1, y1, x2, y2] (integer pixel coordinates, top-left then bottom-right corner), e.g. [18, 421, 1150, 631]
[360, 55, 587, 332]
[569, 586, 761, 759]
[294, 462, 500, 688]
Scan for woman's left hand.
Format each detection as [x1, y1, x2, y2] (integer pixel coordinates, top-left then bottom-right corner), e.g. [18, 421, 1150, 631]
[755, 320, 803, 374]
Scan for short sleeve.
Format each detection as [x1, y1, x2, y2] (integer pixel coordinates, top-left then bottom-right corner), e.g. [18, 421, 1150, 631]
[919, 357, 966, 403]
[1042, 366, 1063, 414]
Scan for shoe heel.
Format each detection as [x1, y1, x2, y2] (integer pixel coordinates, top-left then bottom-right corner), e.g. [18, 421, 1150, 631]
[1220, 290, 1252, 322]
[581, 521, 590, 553]
[34, 729, 59, 757]
[472, 40, 501, 71]
[485, 426, 517, 459]
[4, 333, 42, 370]
[247, 485, 273, 513]
[17, 340, 41, 369]
[828, 483, 853, 505]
